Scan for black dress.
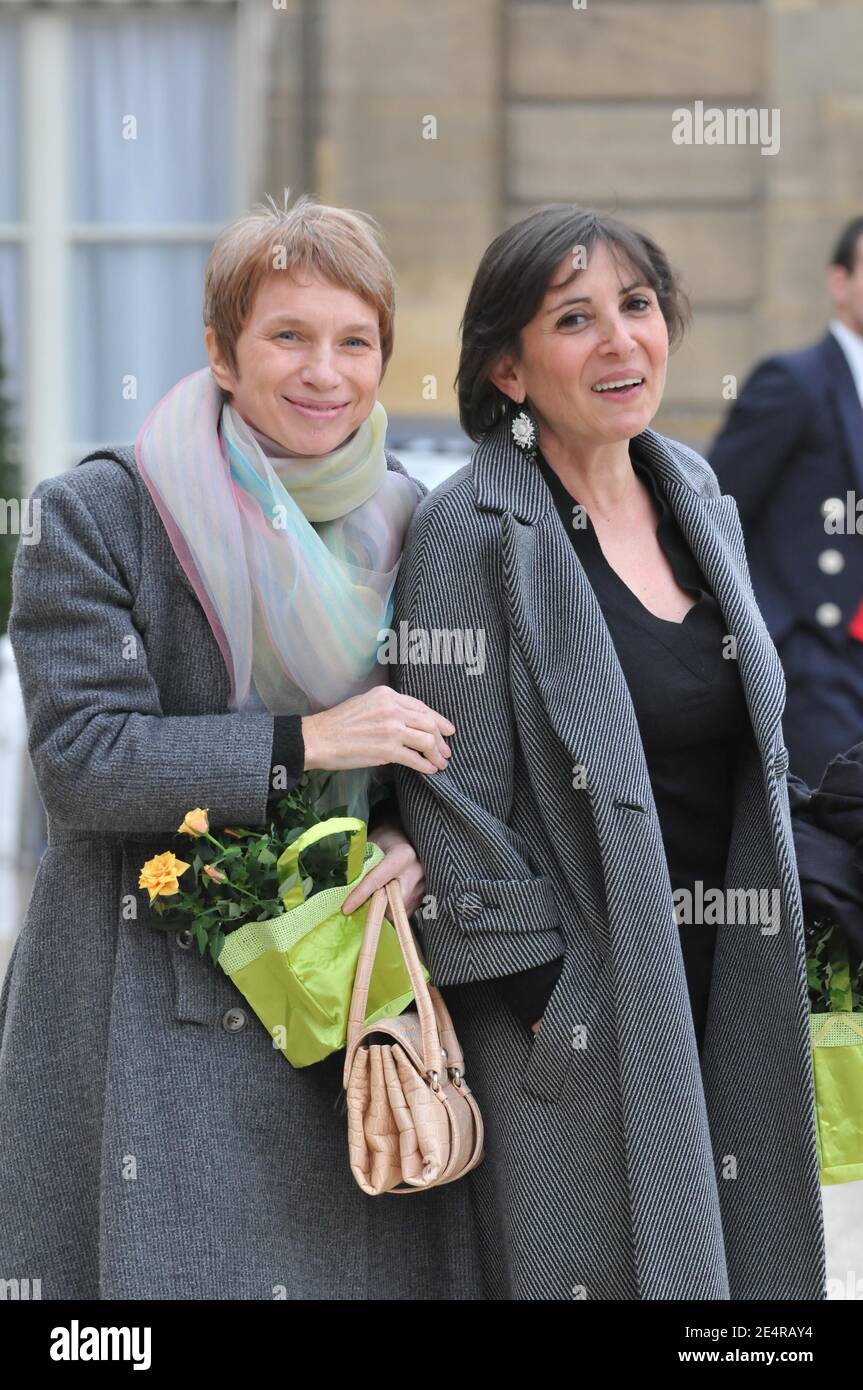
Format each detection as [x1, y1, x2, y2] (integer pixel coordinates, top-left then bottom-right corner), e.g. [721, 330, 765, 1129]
[494, 442, 752, 1053]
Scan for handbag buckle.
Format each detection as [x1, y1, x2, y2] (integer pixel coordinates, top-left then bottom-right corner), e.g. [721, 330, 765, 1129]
[427, 1069, 441, 1092]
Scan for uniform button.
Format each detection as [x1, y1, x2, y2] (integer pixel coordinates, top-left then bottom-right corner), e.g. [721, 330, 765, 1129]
[175, 928, 194, 950]
[816, 602, 842, 627]
[821, 496, 845, 522]
[817, 548, 845, 575]
[222, 1007, 247, 1033]
[455, 891, 484, 919]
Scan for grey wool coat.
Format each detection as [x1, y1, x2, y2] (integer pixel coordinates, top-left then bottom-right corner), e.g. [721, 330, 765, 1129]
[0, 444, 484, 1301]
[392, 413, 828, 1301]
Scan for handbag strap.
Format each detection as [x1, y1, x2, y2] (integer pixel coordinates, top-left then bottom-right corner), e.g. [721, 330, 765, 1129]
[383, 880, 466, 1079]
[345, 879, 464, 1086]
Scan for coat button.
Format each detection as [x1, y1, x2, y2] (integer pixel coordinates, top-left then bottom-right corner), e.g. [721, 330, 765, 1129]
[175, 928, 194, 950]
[817, 548, 845, 575]
[816, 602, 842, 627]
[455, 891, 484, 919]
[821, 496, 845, 523]
[222, 1008, 247, 1033]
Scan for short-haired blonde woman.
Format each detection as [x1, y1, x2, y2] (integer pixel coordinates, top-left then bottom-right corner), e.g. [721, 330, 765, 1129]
[0, 195, 482, 1300]
[394, 205, 839, 1301]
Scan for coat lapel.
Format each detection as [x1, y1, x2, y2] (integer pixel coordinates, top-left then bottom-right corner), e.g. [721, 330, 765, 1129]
[471, 417, 787, 774]
[823, 332, 863, 499]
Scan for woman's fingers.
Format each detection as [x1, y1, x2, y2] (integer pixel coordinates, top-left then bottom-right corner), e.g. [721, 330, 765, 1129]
[399, 709, 452, 764]
[301, 686, 456, 773]
[342, 839, 425, 916]
[399, 725, 449, 770]
[341, 867, 384, 915]
[392, 745, 445, 775]
[394, 691, 456, 737]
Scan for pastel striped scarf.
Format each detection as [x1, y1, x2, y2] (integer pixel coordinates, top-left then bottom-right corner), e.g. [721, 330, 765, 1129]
[135, 367, 419, 819]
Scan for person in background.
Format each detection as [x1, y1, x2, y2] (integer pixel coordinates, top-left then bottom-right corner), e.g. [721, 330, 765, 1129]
[709, 215, 863, 786]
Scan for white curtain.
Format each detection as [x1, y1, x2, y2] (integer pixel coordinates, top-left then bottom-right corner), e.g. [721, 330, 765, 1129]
[71, 242, 213, 444]
[69, 14, 233, 443]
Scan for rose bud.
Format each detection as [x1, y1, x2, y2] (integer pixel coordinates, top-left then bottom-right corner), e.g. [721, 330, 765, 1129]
[178, 807, 210, 837]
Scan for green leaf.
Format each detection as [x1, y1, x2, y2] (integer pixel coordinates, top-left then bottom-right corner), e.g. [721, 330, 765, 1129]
[277, 872, 299, 899]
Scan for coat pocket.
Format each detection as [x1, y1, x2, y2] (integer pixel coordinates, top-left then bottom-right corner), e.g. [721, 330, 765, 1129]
[520, 942, 604, 1103]
[167, 926, 236, 1025]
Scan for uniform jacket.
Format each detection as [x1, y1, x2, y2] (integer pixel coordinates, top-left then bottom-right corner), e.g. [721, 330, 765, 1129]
[392, 412, 827, 1300]
[710, 330, 863, 784]
[709, 330, 863, 649]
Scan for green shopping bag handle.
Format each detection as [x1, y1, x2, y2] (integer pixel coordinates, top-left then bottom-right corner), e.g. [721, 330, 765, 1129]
[277, 816, 367, 911]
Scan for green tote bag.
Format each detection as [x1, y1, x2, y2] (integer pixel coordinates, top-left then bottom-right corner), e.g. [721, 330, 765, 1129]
[217, 816, 426, 1068]
[809, 941, 863, 1186]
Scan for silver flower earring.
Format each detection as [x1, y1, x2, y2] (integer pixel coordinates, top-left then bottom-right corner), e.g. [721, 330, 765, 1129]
[511, 403, 537, 463]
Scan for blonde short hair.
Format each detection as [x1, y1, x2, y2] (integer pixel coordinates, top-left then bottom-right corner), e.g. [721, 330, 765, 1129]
[203, 190, 395, 376]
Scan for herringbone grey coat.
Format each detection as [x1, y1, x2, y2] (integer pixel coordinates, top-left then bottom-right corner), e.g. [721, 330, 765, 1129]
[0, 445, 484, 1301]
[392, 414, 827, 1301]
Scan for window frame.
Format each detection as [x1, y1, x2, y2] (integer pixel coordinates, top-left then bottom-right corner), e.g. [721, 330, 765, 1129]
[0, 0, 266, 488]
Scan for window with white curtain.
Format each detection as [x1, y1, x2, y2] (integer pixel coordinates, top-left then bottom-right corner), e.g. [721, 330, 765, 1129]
[69, 11, 234, 445]
[0, 1, 254, 485]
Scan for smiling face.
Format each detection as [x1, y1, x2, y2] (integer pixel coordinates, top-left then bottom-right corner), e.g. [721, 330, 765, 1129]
[490, 239, 669, 452]
[205, 270, 383, 455]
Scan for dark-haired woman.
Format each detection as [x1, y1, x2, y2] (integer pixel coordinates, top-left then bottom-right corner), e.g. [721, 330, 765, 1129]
[392, 205, 854, 1300]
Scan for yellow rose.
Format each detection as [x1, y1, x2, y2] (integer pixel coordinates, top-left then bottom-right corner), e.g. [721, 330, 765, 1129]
[177, 808, 209, 837]
[202, 864, 227, 883]
[139, 851, 191, 904]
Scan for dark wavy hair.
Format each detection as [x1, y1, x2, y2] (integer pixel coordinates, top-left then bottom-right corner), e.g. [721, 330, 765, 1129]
[455, 205, 692, 442]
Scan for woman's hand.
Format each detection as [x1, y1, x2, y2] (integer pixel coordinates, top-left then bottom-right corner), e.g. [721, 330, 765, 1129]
[341, 823, 427, 918]
[531, 1020, 542, 1035]
[301, 686, 454, 775]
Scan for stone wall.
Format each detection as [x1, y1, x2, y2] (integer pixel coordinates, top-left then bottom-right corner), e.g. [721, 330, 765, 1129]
[262, 0, 863, 451]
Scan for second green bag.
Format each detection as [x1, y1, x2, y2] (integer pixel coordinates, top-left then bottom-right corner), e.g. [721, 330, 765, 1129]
[809, 939, 863, 1186]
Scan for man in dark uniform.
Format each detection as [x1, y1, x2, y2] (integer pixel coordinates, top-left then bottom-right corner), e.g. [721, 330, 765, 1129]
[710, 216, 863, 785]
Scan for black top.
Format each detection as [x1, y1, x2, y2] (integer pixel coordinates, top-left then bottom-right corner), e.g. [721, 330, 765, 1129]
[269, 715, 305, 804]
[494, 443, 752, 1052]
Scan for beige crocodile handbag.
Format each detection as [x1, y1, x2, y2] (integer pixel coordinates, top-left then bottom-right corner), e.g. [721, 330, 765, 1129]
[343, 878, 485, 1195]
